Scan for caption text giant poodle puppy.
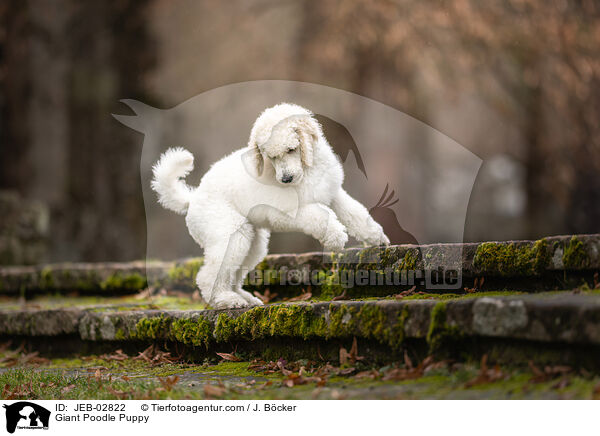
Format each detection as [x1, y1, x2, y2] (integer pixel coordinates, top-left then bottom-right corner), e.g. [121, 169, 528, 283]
[151, 103, 389, 309]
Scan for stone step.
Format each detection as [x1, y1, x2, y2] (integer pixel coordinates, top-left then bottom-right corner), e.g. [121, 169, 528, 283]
[0, 234, 598, 298]
[2, 292, 600, 366]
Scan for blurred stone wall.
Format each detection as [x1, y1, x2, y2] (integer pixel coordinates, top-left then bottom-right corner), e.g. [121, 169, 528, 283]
[0, 191, 49, 265]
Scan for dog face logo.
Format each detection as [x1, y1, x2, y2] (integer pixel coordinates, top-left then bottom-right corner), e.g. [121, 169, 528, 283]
[2, 402, 50, 433]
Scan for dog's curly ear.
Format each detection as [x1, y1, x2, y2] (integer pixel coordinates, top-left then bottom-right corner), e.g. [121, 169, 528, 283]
[295, 116, 320, 168]
[242, 138, 264, 178]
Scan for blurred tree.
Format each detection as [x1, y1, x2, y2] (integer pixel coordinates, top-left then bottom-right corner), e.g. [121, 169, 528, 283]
[0, 1, 32, 189]
[63, 0, 156, 260]
[297, 0, 600, 237]
[0, 0, 156, 261]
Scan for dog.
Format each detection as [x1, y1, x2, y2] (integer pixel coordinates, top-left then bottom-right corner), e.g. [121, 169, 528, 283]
[151, 103, 389, 309]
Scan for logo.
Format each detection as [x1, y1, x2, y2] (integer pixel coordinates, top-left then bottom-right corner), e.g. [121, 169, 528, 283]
[2, 402, 50, 434]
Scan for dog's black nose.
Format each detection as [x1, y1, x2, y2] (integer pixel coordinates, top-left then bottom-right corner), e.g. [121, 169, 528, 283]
[281, 175, 293, 184]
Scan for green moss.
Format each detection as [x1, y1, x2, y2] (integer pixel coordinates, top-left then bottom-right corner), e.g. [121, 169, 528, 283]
[132, 316, 171, 340]
[170, 316, 213, 347]
[211, 302, 404, 349]
[249, 259, 281, 288]
[0, 368, 167, 400]
[327, 304, 356, 337]
[393, 305, 409, 349]
[255, 260, 269, 271]
[214, 313, 236, 342]
[398, 249, 419, 271]
[563, 236, 588, 269]
[318, 270, 343, 300]
[39, 267, 54, 290]
[473, 238, 550, 276]
[115, 328, 126, 340]
[379, 247, 399, 268]
[356, 304, 387, 338]
[357, 246, 383, 270]
[203, 361, 275, 378]
[167, 258, 203, 283]
[100, 273, 147, 292]
[215, 304, 328, 343]
[401, 290, 526, 301]
[326, 303, 404, 349]
[426, 301, 462, 354]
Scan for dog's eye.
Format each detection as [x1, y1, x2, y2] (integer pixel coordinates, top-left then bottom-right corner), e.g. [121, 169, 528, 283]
[287, 148, 295, 154]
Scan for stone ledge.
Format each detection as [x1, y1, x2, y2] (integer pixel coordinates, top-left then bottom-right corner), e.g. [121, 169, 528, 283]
[0, 260, 170, 296]
[0, 234, 598, 296]
[3, 294, 600, 351]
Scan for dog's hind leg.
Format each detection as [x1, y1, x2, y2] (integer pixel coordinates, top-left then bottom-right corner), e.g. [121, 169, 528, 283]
[194, 218, 259, 309]
[234, 228, 270, 305]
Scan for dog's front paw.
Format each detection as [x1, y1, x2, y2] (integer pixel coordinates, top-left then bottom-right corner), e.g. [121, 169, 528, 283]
[322, 220, 348, 252]
[361, 218, 389, 246]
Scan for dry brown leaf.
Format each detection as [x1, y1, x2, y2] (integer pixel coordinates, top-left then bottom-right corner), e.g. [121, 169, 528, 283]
[339, 347, 349, 365]
[100, 349, 129, 361]
[203, 384, 226, 398]
[348, 337, 364, 363]
[253, 289, 278, 304]
[255, 381, 273, 390]
[277, 359, 292, 376]
[106, 386, 130, 399]
[158, 375, 179, 391]
[332, 289, 348, 301]
[134, 344, 178, 366]
[216, 352, 241, 362]
[355, 370, 379, 379]
[61, 384, 76, 394]
[465, 355, 504, 387]
[287, 291, 313, 302]
[393, 286, 417, 299]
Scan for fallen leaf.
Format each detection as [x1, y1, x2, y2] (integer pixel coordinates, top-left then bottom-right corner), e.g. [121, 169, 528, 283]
[348, 337, 364, 363]
[158, 376, 179, 391]
[203, 384, 226, 398]
[464, 355, 504, 387]
[311, 387, 323, 399]
[339, 347, 349, 365]
[106, 386, 130, 399]
[216, 352, 241, 362]
[355, 370, 379, 379]
[393, 286, 417, 299]
[277, 359, 292, 376]
[61, 384, 76, 394]
[100, 349, 129, 361]
[134, 344, 179, 366]
[552, 377, 571, 390]
[332, 289, 348, 301]
[253, 289, 278, 304]
[287, 291, 312, 302]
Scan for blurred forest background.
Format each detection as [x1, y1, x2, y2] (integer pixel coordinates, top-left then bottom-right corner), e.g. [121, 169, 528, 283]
[1, 0, 599, 263]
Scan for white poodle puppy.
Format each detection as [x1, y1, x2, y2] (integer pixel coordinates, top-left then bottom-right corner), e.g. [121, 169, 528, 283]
[151, 103, 389, 309]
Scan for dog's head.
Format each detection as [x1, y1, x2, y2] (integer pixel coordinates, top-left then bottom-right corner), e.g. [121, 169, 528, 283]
[245, 104, 321, 185]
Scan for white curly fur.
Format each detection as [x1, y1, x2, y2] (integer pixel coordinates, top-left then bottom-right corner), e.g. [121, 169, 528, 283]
[151, 103, 389, 309]
[151, 147, 194, 215]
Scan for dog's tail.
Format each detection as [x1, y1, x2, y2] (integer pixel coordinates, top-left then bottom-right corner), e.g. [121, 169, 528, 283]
[151, 147, 195, 215]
